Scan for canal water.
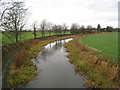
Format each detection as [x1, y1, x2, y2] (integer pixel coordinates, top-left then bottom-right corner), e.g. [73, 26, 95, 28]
[23, 38, 86, 88]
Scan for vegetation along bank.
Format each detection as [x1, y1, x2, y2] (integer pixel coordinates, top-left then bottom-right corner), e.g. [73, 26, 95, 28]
[65, 32, 119, 88]
[3, 35, 75, 88]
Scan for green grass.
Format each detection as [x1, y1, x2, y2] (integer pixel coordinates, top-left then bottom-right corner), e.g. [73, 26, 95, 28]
[4, 35, 75, 88]
[65, 35, 119, 88]
[2, 31, 71, 45]
[80, 32, 118, 60]
[5, 60, 37, 88]
[0, 32, 2, 45]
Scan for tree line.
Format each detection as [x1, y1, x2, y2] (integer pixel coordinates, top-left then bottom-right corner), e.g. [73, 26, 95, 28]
[32, 20, 69, 39]
[0, 0, 118, 43]
[70, 23, 117, 34]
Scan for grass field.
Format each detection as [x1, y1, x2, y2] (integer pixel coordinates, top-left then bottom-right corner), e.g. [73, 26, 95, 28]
[80, 32, 118, 63]
[2, 31, 71, 45]
[65, 34, 119, 88]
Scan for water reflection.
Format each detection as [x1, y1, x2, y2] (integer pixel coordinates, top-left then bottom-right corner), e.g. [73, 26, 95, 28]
[34, 38, 73, 62]
[23, 38, 86, 88]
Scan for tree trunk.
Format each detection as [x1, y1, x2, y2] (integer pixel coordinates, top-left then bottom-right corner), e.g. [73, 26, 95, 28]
[34, 32, 36, 39]
[34, 29, 36, 39]
[49, 31, 51, 36]
[15, 31, 18, 42]
[64, 29, 66, 35]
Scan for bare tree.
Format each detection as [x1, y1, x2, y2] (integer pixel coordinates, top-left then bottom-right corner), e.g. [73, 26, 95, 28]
[79, 25, 86, 33]
[40, 19, 47, 37]
[52, 25, 58, 36]
[32, 21, 37, 39]
[52, 25, 62, 36]
[57, 25, 62, 35]
[87, 25, 93, 33]
[62, 23, 68, 35]
[46, 22, 53, 36]
[70, 23, 80, 34]
[87, 25, 92, 30]
[1, 1, 27, 42]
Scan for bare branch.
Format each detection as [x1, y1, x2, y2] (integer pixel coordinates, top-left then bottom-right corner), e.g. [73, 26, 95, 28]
[1, 1, 28, 42]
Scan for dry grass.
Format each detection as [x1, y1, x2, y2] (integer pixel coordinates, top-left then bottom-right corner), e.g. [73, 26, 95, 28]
[14, 39, 40, 67]
[65, 34, 119, 88]
[5, 35, 75, 88]
[32, 39, 40, 45]
[15, 49, 27, 67]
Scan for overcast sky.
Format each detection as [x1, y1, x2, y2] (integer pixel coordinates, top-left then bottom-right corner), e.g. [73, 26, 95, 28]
[26, 0, 118, 28]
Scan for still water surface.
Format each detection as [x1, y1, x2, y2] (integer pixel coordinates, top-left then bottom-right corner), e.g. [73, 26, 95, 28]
[23, 38, 86, 88]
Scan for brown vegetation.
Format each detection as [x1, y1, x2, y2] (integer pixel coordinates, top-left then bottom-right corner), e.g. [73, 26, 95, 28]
[4, 35, 75, 88]
[15, 49, 27, 67]
[65, 34, 119, 88]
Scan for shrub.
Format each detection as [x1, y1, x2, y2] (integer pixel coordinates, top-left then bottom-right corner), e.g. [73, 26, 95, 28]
[15, 49, 27, 67]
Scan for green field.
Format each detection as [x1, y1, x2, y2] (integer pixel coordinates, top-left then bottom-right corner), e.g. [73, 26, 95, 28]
[80, 32, 118, 63]
[2, 31, 71, 45]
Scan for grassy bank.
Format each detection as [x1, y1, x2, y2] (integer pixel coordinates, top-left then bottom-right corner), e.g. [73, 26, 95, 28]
[3, 35, 75, 88]
[81, 32, 118, 63]
[2, 31, 71, 45]
[65, 34, 119, 88]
